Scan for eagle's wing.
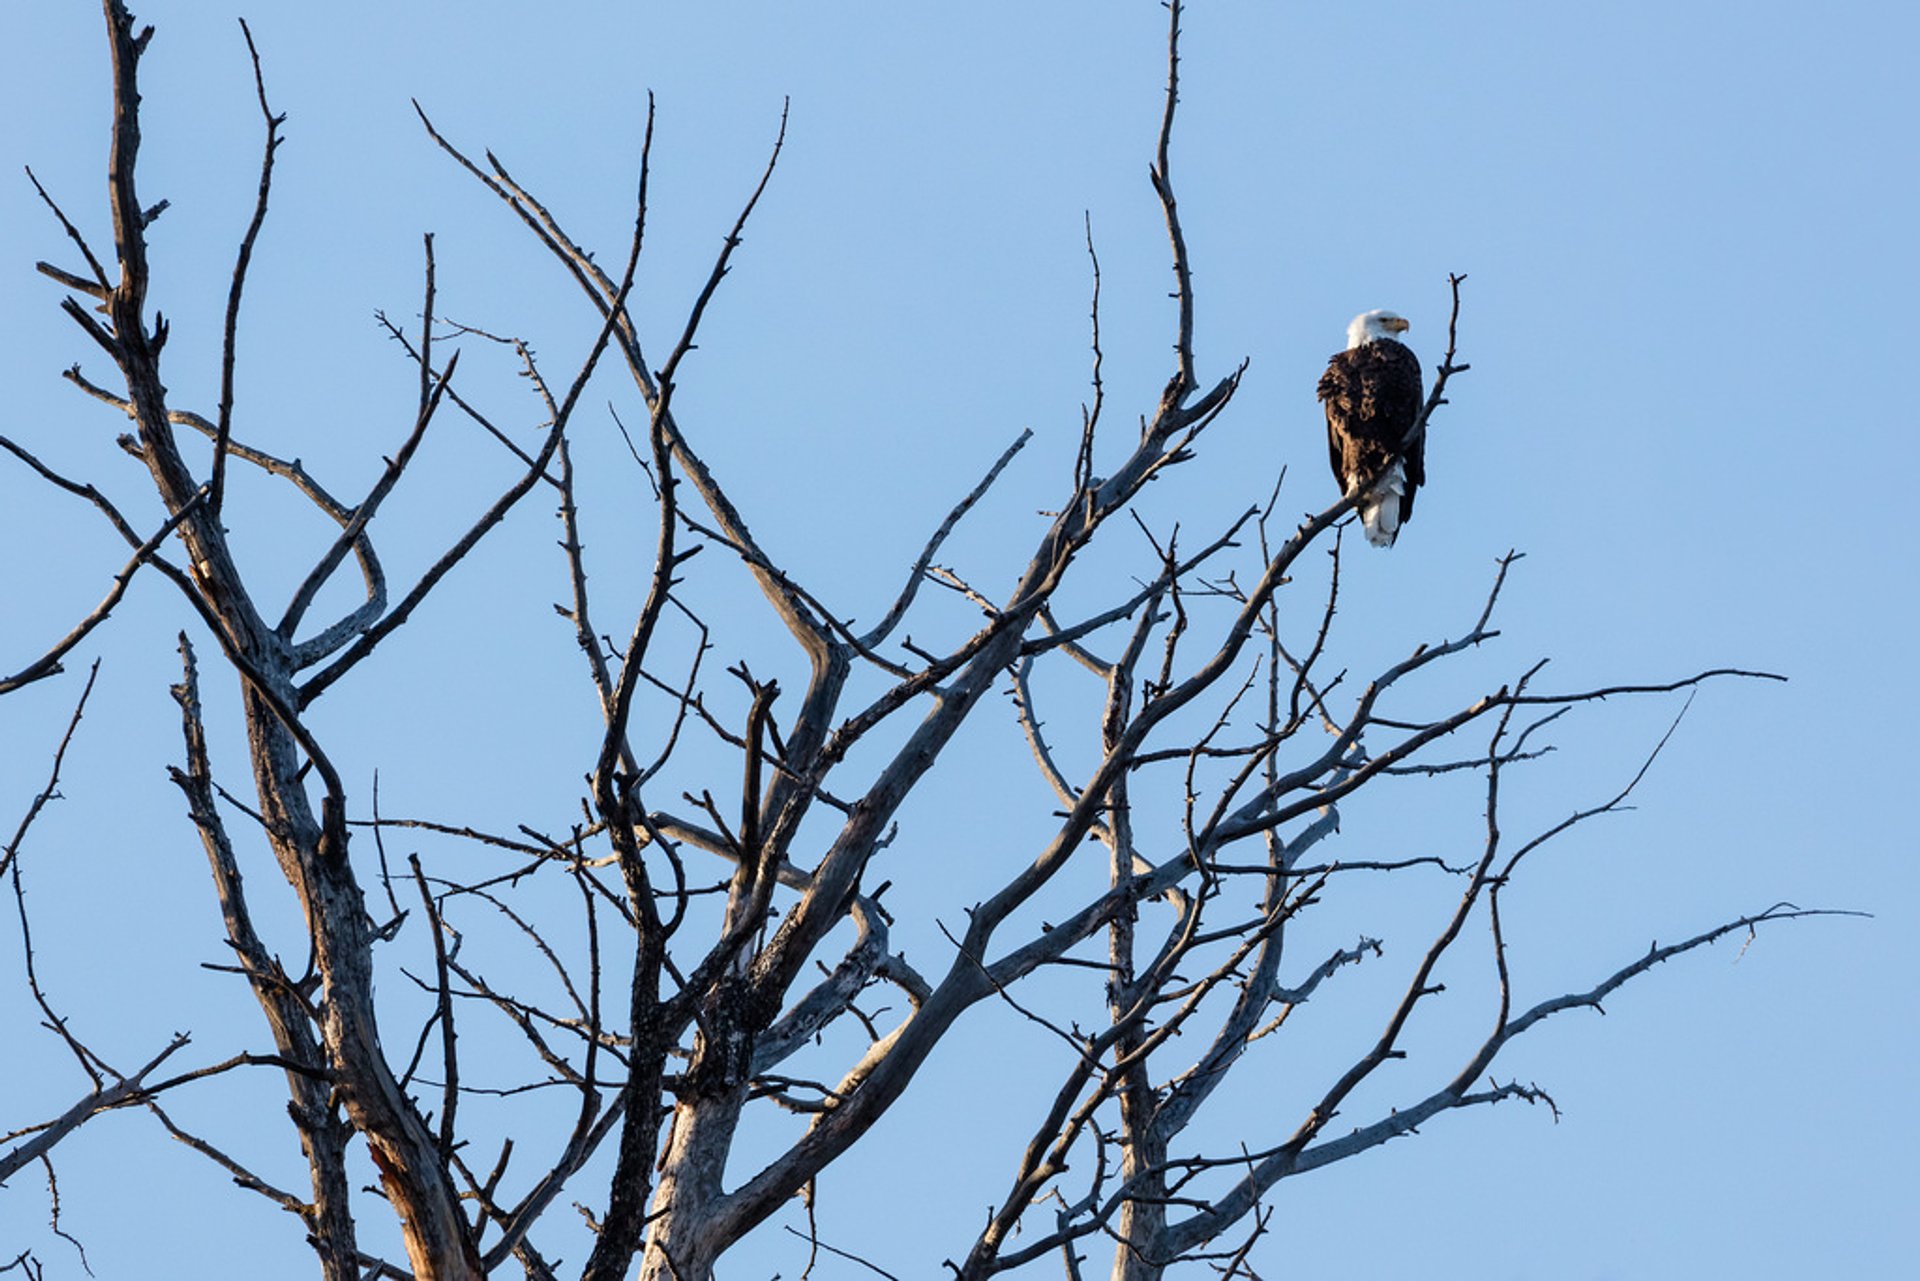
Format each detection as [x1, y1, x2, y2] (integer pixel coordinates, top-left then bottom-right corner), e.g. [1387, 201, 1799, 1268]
[1318, 353, 1357, 492]
[1390, 345, 1426, 518]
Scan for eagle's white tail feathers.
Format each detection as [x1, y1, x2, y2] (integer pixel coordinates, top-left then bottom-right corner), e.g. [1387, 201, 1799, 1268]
[1357, 460, 1407, 548]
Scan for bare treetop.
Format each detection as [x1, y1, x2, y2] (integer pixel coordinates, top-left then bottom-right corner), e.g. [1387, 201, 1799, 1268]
[0, 4, 1848, 1280]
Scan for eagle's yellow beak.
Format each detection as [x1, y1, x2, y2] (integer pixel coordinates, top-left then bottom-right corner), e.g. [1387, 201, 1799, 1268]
[1386, 316, 1411, 333]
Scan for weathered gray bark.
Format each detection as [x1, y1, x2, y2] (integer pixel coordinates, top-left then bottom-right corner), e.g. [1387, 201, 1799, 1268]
[51, 9, 520, 1274]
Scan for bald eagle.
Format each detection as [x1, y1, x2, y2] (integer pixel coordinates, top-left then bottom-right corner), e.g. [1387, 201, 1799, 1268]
[1318, 309, 1425, 547]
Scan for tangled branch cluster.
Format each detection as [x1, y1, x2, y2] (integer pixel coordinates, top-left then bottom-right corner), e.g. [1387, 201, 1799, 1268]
[0, 5, 1833, 1280]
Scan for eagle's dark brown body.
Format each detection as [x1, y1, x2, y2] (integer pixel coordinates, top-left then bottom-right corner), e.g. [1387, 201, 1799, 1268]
[1317, 338, 1425, 545]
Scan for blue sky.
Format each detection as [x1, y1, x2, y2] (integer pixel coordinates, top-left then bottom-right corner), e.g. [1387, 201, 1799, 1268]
[2, 2, 1914, 1276]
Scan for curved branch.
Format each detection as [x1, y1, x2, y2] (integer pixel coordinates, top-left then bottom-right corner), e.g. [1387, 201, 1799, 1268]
[0, 441, 203, 695]
[209, 17, 284, 515]
[856, 428, 1033, 650]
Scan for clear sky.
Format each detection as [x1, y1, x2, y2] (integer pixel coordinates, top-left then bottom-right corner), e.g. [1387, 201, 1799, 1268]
[2, 2, 1914, 1277]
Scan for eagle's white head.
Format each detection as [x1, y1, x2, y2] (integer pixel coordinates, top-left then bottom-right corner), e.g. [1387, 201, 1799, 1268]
[1347, 309, 1411, 350]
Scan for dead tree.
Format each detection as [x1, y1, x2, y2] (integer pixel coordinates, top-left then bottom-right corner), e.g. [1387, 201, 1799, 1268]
[2, 3, 1835, 1278]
